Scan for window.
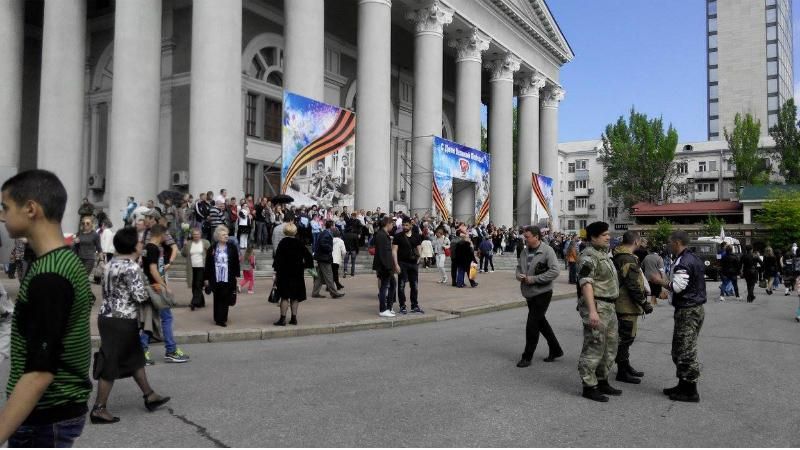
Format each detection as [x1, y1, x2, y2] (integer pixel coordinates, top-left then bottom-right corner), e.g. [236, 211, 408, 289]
[709, 160, 717, 171]
[709, 118, 719, 134]
[245, 94, 257, 137]
[767, 43, 778, 58]
[568, 162, 575, 173]
[708, 17, 717, 32]
[708, 68, 718, 82]
[709, 102, 719, 116]
[763, 158, 772, 170]
[767, 8, 777, 23]
[576, 159, 588, 170]
[579, 219, 588, 230]
[708, 34, 717, 49]
[245, 163, 257, 197]
[707, 0, 716, 15]
[768, 113, 778, 129]
[708, 50, 718, 66]
[567, 220, 575, 230]
[709, 84, 718, 100]
[676, 184, 688, 196]
[696, 183, 716, 192]
[568, 181, 575, 191]
[768, 61, 778, 76]
[607, 206, 618, 219]
[726, 159, 735, 171]
[698, 161, 707, 172]
[768, 78, 778, 93]
[768, 96, 779, 111]
[677, 161, 689, 174]
[568, 200, 575, 211]
[264, 98, 282, 143]
[767, 25, 777, 40]
[576, 180, 588, 189]
[576, 198, 588, 208]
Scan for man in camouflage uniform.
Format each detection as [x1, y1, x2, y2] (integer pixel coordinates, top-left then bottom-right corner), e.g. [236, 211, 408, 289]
[657, 230, 706, 403]
[612, 231, 653, 384]
[577, 221, 622, 402]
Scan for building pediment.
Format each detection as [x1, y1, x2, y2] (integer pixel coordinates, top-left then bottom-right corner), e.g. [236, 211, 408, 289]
[486, 0, 574, 64]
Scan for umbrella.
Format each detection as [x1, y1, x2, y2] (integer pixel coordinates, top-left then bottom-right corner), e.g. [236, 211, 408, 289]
[157, 190, 184, 205]
[271, 194, 294, 205]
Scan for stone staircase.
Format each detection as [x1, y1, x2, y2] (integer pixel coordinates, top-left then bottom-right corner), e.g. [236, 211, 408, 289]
[166, 248, 524, 280]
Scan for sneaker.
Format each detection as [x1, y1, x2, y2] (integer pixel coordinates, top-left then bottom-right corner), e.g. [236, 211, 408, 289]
[719, 296, 725, 302]
[144, 351, 154, 366]
[736, 297, 742, 302]
[795, 316, 800, 322]
[399, 306, 408, 315]
[247, 290, 254, 295]
[489, 270, 495, 273]
[411, 306, 425, 314]
[165, 348, 190, 363]
[379, 310, 396, 318]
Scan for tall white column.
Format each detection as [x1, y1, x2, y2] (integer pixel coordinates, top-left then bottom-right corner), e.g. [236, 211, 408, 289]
[515, 72, 546, 226]
[284, 0, 324, 101]
[0, 0, 24, 182]
[355, 0, 392, 212]
[485, 52, 520, 228]
[407, 1, 452, 217]
[37, 0, 86, 229]
[540, 85, 564, 231]
[158, 2, 175, 192]
[106, 0, 163, 225]
[449, 28, 488, 223]
[189, 0, 243, 196]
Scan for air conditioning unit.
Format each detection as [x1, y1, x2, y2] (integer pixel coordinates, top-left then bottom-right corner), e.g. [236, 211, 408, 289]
[172, 170, 189, 186]
[87, 174, 105, 191]
[589, 204, 596, 210]
[588, 188, 595, 195]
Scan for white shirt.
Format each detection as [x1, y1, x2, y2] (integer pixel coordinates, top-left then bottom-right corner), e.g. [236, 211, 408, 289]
[99, 228, 115, 254]
[332, 237, 346, 265]
[190, 241, 205, 268]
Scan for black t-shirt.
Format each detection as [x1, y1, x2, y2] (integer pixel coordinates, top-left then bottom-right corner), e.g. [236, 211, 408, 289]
[142, 243, 162, 284]
[393, 232, 422, 263]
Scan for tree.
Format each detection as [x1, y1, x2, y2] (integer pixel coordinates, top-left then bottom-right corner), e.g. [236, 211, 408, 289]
[756, 189, 800, 252]
[724, 113, 769, 186]
[649, 218, 673, 252]
[599, 108, 680, 210]
[768, 98, 800, 184]
[701, 214, 725, 237]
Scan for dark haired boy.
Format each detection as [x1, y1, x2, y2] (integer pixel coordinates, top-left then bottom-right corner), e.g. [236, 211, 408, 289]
[0, 170, 92, 447]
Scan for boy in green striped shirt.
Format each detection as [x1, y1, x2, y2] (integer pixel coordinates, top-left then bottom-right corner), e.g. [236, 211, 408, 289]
[0, 170, 92, 447]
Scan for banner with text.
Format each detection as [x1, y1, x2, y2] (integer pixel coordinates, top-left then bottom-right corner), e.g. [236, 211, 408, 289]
[432, 136, 491, 224]
[281, 91, 355, 209]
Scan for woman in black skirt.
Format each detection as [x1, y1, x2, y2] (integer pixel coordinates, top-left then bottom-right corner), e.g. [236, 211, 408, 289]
[272, 223, 314, 326]
[204, 225, 241, 327]
[91, 227, 171, 424]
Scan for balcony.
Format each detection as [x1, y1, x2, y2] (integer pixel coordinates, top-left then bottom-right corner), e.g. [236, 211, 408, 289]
[693, 170, 720, 180]
[574, 187, 589, 197]
[574, 205, 590, 216]
[575, 169, 590, 181]
[721, 168, 735, 179]
[693, 190, 720, 201]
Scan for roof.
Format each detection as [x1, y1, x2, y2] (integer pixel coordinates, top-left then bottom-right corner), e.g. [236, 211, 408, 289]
[558, 139, 603, 153]
[631, 201, 742, 217]
[490, 0, 575, 63]
[739, 184, 800, 202]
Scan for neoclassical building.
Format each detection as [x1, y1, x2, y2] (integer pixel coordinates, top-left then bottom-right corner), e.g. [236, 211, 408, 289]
[0, 0, 572, 228]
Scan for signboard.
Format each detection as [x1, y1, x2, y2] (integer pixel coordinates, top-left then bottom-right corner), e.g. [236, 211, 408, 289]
[614, 223, 630, 231]
[432, 136, 491, 224]
[281, 91, 355, 208]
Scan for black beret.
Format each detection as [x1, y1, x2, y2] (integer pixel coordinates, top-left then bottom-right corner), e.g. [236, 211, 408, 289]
[585, 221, 609, 239]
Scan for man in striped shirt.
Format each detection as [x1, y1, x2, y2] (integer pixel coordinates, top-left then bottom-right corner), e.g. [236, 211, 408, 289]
[0, 170, 92, 447]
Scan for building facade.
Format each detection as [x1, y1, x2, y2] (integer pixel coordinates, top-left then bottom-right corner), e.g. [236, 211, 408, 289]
[707, 0, 794, 139]
[0, 0, 573, 229]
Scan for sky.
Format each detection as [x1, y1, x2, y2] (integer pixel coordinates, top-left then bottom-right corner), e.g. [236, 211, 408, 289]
[543, 0, 800, 144]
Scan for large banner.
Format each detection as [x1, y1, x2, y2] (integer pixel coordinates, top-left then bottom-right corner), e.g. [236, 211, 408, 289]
[432, 136, 491, 224]
[531, 172, 554, 230]
[281, 91, 355, 208]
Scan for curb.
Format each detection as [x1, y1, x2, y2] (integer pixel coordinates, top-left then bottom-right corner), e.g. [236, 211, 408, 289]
[89, 292, 574, 348]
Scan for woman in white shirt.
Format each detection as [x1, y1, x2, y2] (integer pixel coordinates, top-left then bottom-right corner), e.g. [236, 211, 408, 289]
[181, 229, 210, 310]
[237, 203, 253, 249]
[332, 228, 347, 291]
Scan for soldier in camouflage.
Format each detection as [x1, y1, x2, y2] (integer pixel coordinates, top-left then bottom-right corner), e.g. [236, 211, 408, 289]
[577, 221, 623, 402]
[612, 231, 653, 385]
[657, 230, 706, 403]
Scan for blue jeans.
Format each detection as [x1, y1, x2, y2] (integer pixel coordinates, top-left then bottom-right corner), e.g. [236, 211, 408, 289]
[140, 308, 176, 353]
[9, 415, 86, 448]
[377, 272, 396, 312]
[312, 232, 320, 253]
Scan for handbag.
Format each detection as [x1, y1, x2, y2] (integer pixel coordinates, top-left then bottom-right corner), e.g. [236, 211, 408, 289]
[758, 279, 767, 289]
[267, 284, 279, 304]
[444, 247, 451, 257]
[307, 267, 319, 279]
[146, 283, 176, 311]
[469, 263, 478, 281]
[91, 254, 106, 284]
[368, 246, 376, 256]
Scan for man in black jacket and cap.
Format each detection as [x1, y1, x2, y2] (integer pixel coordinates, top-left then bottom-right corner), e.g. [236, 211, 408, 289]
[373, 216, 398, 317]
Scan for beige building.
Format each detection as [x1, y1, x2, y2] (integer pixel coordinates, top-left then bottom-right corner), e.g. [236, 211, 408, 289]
[707, 0, 794, 139]
[0, 0, 573, 229]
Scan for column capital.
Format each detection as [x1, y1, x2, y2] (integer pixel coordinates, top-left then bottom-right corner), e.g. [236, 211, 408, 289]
[448, 28, 490, 63]
[484, 52, 520, 83]
[406, 1, 453, 37]
[517, 72, 546, 98]
[541, 85, 565, 108]
[359, 0, 391, 6]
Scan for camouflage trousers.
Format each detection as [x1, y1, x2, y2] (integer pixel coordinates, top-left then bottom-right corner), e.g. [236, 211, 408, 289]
[615, 314, 639, 365]
[578, 300, 618, 387]
[671, 305, 704, 383]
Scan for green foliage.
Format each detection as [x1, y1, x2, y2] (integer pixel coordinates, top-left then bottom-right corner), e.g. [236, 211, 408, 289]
[599, 108, 680, 210]
[649, 218, 673, 252]
[768, 98, 800, 184]
[480, 126, 488, 153]
[724, 113, 768, 186]
[701, 215, 725, 236]
[756, 189, 800, 251]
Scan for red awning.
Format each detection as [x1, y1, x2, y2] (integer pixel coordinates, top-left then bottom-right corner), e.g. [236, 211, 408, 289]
[631, 201, 742, 217]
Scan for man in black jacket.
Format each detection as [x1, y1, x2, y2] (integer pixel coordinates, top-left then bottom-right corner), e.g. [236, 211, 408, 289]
[740, 245, 758, 302]
[720, 246, 742, 301]
[372, 216, 398, 317]
[311, 220, 344, 299]
[658, 230, 706, 403]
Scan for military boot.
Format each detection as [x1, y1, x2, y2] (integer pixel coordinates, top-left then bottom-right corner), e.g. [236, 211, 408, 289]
[597, 379, 622, 396]
[626, 362, 644, 377]
[582, 386, 609, 403]
[669, 381, 700, 403]
[662, 379, 684, 396]
[615, 362, 642, 384]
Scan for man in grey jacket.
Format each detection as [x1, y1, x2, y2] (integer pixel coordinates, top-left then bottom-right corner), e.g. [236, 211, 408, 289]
[515, 226, 563, 368]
